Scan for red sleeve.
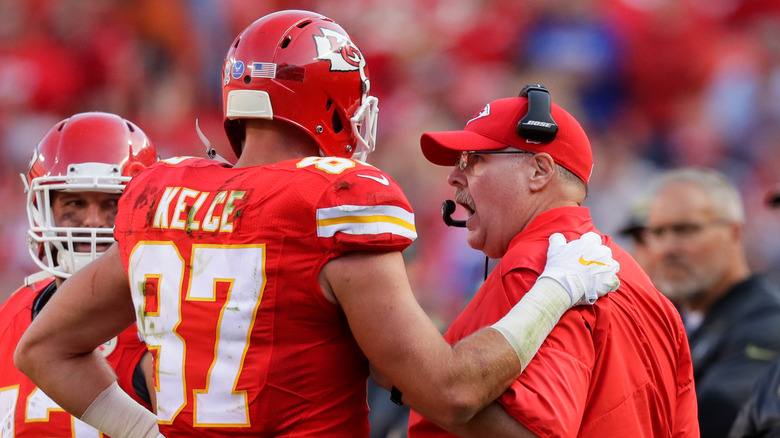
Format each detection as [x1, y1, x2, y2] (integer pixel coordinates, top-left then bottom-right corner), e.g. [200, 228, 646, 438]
[496, 272, 595, 438]
[315, 162, 416, 255]
[674, 324, 699, 437]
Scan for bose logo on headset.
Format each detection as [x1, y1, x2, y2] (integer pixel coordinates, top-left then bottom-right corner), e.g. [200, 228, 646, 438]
[522, 120, 555, 128]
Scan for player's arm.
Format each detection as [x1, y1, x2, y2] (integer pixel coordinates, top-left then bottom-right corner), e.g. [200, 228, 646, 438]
[444, 401, 536, 437]
[324, 250, 514, 426]
[14, 244, 159, 438]
[322, 232, 619, 428]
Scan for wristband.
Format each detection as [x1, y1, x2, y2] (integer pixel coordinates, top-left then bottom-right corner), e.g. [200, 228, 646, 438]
[490, 277, 571, 370]
[80, 382, 160, 438]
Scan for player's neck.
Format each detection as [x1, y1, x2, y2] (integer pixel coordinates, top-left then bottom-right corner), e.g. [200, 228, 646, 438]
[235, 120, 320, 168]
[234, 145, 301, 167]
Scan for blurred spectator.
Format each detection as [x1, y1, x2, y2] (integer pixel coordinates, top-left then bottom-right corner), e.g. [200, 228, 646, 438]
[728, 183, 780, 438]
[617, 196, 654, 273]
[641, 167, 780, 438]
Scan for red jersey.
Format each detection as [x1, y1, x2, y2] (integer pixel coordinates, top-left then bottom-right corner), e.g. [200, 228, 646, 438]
[113, 157, 416, 437]
[408, 207, 699, 438]
[0, 277, 151, 437]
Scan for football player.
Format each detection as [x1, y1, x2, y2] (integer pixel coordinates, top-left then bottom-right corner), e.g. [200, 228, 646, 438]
[15, 11, 619, 437]
[0, 112, 158, 437]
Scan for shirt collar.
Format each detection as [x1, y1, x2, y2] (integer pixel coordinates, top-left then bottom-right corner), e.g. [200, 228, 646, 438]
[506, 206, 596, 253]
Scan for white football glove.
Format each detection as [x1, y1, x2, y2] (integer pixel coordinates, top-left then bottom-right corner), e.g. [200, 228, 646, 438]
[539, 232, 621, 306]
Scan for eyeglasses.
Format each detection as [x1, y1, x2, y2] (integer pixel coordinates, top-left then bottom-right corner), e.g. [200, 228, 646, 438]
[456, 149, 535, 171]
[642, 220, 731, 242]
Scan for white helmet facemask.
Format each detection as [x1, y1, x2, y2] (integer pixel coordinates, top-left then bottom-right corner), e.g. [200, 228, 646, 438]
[23, 162, 128, 279]
[349, 95, 379, 163]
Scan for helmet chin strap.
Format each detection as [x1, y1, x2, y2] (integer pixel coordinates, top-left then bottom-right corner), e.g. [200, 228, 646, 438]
[196, 119, 233, 164]
[57, 250, 101, 277]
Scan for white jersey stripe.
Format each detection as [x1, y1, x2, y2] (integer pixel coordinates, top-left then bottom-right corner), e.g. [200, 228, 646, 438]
[316, 204, 416, 239]
[317, 204, 414, 221]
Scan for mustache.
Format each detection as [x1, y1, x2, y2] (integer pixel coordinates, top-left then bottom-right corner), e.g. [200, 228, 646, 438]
[660, 254, 691, 268]
[454, 189, 474, 209]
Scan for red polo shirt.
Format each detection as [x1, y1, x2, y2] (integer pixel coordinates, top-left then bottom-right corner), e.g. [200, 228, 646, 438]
[408, 207, 698, 437]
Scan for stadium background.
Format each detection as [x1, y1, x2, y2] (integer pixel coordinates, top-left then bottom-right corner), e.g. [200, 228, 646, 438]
[2, 0, 780, 329]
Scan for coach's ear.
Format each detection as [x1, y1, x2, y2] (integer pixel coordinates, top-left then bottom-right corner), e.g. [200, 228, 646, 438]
[528, 153, 555, 192]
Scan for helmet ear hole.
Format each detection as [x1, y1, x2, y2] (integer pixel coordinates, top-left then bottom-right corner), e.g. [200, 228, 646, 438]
[332, 110, 343, 134]
[326, 99, 343, 133]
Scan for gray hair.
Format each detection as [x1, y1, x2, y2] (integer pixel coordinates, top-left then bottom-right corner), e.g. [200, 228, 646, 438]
[650, 167, 745, 223]
[557, 164, 588, 198]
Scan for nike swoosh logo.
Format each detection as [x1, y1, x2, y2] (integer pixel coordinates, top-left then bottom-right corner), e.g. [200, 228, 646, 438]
[357, 174, 389, 186]
[579, 256, 606, 266]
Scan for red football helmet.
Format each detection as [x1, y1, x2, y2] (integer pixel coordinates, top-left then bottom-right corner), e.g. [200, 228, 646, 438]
[24, 112, 158, 278]
[222, 10, 378, 161]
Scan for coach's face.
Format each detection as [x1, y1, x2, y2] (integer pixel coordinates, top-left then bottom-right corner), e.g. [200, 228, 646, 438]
[447, 151, 536, 259]
[643, 182, 736, 309]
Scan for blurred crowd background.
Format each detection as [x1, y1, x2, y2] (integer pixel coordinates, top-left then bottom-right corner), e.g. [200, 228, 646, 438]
[2, 0, 780, 329]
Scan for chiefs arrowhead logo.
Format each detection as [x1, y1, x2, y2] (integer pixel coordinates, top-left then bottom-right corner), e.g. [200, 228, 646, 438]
[467, 104, 491, 125]
[313, 27, 370, 91]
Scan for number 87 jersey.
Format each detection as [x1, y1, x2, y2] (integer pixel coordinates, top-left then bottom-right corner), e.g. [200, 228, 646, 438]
[114, 156, 416, 437]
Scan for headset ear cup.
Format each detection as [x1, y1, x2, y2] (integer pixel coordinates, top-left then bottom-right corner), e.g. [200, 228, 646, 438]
[516, 85, 558, 143]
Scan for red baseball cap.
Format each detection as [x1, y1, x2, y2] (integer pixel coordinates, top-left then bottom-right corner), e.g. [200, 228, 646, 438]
[420, 97, 594, 184]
